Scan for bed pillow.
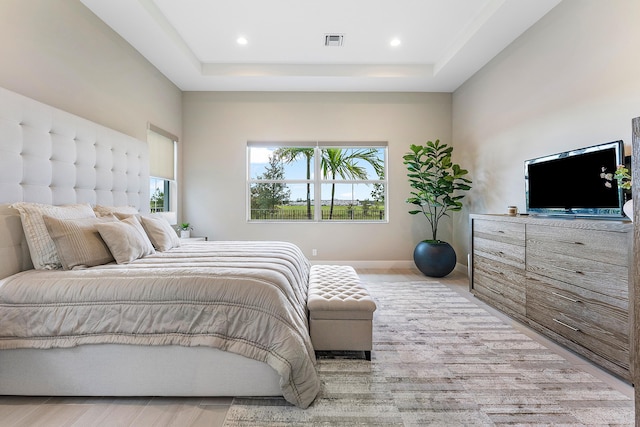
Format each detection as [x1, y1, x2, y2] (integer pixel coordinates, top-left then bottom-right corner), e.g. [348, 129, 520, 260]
[95, 215, 156, 264]
[140, 216, 181, 251]
[43, 215, 118, 269]
[93, 205, 139, 217]
[10, 202, 96, 270]
[112, 212, 139, 220]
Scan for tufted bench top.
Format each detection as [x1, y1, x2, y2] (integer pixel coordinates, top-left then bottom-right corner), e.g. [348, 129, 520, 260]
[307, 265, 376, 319]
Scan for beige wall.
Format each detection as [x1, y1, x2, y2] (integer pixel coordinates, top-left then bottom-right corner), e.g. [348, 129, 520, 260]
[0, 0, 182, 141]
[182, 92, 451, 263]
[452, 0, 640, 261]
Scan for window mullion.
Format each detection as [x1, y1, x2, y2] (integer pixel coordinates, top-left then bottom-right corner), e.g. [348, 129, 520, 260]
[314, 147, 322, 221]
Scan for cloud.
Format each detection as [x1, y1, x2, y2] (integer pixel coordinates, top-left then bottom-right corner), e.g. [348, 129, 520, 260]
[251, 147, 274, 164]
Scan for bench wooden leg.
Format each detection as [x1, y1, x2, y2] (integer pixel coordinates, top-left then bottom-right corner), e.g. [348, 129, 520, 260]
[365, 351, 371, 361]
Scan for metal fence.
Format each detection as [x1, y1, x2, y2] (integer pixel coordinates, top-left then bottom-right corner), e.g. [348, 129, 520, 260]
[251, 208, 385, 221]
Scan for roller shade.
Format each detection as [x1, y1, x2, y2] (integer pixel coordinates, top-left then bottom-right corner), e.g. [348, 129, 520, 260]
[148, 128, 176, 180]
[247, 141, 387, 148]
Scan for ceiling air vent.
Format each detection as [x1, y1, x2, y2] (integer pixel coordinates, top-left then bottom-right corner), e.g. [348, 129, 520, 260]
[324, 34, 344, 47]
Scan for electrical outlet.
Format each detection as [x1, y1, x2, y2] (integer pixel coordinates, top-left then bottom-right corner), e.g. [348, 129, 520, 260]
[312, 249, 317, 256]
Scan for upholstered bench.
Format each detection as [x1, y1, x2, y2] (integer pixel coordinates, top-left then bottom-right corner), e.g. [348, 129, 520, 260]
[307, 265, 377, 360]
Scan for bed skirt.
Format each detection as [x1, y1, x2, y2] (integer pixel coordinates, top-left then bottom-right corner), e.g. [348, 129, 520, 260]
[0, 344, 282, 397]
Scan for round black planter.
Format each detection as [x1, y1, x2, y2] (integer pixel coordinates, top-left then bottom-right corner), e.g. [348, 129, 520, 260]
[413, 240, 457, 277]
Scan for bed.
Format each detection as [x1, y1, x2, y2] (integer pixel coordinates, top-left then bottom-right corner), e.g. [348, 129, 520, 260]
[0, 87, 320, 408]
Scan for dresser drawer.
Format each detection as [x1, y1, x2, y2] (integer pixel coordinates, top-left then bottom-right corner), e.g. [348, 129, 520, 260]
[473, 255, 525, 317]
[473, 219, 525, 246]
[526, 274, 629, 369]
[474, 237, 525, 270]
[526, 224, 628, 267]
[526, 246, 628, 298]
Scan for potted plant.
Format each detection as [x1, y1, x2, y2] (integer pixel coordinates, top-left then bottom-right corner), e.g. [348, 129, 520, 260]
[403, 140, 472, 277]
[178, 223, 192, 239]
[615, 165, 632, 220]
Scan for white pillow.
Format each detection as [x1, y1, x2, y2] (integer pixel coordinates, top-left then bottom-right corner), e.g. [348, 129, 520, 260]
[95, 215, 155, 264]
[10, 202, 96, 270]
[93, 205, 139, 217]
[43, 215, 118, 269]
[140, 216, 181, 251]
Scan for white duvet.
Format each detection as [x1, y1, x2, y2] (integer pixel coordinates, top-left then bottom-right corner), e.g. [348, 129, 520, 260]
[0, 240, 320, 408]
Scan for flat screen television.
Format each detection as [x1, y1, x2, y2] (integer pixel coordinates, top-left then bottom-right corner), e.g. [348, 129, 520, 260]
[524, 140, 625, 218]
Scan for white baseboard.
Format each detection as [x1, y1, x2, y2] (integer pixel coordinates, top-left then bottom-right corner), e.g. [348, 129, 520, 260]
[309, 259, 415, 269]
[454, 262, 469, 275]
[310, 259, 469, 276]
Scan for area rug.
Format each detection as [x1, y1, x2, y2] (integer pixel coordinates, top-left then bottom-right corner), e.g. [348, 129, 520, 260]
[223, 281, 634, 426]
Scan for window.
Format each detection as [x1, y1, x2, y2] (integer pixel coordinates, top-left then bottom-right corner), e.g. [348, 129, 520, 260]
[148, 125, 178, 224]
[248, 142, 387, 222]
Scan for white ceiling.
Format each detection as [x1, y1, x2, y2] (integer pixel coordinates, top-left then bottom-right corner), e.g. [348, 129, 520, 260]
[81, 0, 561, 92]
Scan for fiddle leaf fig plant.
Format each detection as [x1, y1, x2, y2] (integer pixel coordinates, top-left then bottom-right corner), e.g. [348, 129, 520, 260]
[403, 140, 472, 242]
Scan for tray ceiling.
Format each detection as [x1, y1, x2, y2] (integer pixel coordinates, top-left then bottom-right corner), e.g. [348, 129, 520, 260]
[81, 0, 561, 92]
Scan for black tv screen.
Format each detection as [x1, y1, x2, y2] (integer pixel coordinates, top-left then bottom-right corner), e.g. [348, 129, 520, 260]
[524, 140, 624, 218]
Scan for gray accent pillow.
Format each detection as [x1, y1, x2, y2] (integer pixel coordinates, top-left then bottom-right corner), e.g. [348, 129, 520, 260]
[95, 215, 155, 264]
[140, 216, 181, 251]
[43, 215, 118, 270]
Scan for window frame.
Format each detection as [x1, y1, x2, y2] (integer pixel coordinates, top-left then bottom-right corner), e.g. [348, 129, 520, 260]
[247, 141, 388, 223]
[148, 125, 178, 225]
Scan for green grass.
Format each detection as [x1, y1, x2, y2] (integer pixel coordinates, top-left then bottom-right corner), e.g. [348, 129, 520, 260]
[251, 204, 385, 220]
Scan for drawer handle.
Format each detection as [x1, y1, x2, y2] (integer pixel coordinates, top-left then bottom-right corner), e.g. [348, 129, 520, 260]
[559, 240, 585, 246]
[555, 266, 586, 275]
[551, 292, 581, 304]
[553, 318, 580, 332]
[487, 286, 503, 296]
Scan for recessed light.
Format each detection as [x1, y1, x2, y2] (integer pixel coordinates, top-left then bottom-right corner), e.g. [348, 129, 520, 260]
[237, 37, 248, 45]
[390, 38, 401, 47]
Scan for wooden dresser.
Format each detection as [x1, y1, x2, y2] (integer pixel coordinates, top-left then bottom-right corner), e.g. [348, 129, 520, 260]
[470, 214, 632, 380]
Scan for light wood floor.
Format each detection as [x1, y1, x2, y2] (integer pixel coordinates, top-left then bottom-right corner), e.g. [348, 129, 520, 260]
[0, 269, 633, 427]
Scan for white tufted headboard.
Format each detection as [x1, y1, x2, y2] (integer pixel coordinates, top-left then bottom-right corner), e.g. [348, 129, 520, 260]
[0, 86, 150, 279]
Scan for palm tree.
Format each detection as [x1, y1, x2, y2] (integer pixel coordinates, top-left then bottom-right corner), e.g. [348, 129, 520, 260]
[274, 146, 384, 220]
[321, 148, 383, 219]
[275, 147, 314, 219]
